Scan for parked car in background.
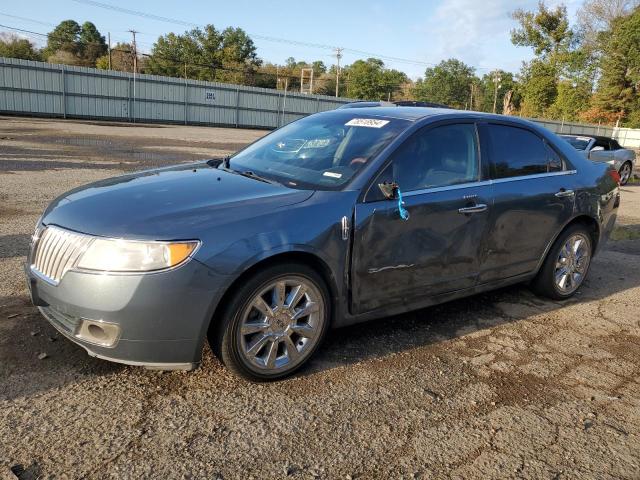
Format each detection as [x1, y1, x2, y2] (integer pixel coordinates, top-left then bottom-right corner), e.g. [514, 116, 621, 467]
[560, 134, 636, 185]
[26, 107, 620, 381]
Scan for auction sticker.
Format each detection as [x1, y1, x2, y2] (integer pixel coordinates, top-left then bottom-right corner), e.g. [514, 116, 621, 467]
[323, 171, 343, 179]
[345, 118, 390, 128]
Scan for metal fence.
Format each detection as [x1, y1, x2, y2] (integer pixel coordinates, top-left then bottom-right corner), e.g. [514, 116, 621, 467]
[0, 57, 351, 129]
[2, 56, 640, 148]
[532, 118, 640, 149]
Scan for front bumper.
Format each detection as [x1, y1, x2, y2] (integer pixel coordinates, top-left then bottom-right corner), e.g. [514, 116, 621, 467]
[25, 259, 228, 370]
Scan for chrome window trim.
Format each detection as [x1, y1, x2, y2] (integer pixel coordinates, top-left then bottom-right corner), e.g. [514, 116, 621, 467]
[402, 169, 577, 198]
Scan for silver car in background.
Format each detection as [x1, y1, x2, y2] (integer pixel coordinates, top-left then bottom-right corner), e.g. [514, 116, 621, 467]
[560, 134, 636, 185]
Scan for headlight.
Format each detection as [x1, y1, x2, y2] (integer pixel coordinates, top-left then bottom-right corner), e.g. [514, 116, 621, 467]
[77, 238, 199, 272]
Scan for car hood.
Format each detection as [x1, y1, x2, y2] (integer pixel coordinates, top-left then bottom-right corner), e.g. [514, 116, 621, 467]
[42, 162, 314, 239]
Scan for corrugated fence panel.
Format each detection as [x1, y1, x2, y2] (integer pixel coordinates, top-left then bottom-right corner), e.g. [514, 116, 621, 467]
[3, 57, 640, 148]
[0, 57, 355, 128]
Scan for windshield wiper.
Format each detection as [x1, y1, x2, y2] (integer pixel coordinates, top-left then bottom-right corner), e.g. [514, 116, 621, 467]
[236, 170, 277, 184]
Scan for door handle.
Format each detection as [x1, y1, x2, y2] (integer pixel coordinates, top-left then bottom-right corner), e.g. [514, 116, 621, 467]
[555, 189, 575, 198]
[458, 203, 488, 214]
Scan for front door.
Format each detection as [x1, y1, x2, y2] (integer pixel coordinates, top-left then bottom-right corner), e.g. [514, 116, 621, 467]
[350, 122, 493, 315]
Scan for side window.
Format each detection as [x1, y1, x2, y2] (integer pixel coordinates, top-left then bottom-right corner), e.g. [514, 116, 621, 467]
[386, 123, 479, 192]
[486, 124, 557, 179]
[546, 144, 564, 172]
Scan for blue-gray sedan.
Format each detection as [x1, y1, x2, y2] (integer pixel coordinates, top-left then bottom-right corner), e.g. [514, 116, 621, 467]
[26, 107, 620, 381]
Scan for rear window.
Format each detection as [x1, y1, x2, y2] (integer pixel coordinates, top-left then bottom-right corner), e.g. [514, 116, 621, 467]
[486, 124, 562, 179]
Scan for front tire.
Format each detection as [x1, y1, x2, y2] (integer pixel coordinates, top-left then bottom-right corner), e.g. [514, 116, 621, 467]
[619, 161, 633, 186]
[531, 224, 593, 300]
[209, 262, 330, 381]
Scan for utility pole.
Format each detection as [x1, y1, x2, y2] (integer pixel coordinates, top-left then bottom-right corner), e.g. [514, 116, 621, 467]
[492, 70, 501, 114]
[128, 29, 138, 123]
[334, 47, 343, 97]
[128, 29, 138, 74]
[107, 32, 111, 70]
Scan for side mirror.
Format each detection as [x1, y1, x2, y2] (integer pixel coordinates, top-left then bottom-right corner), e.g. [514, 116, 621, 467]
[378, 181, 399, 200]
[591, 146, 605, 152]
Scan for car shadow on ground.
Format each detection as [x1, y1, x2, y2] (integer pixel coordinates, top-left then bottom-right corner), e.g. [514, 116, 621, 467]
[1, 227, 638, 398]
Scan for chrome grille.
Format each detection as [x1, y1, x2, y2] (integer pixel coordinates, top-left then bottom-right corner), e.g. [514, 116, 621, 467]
[31, 226, 92, 284]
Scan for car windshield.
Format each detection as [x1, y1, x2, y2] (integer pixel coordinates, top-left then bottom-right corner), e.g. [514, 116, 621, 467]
[561, 135, 591, 151]
[227, 110, 410, 189]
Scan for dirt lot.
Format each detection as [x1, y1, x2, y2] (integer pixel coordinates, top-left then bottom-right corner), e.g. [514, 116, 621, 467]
[1, 116, 639, 479]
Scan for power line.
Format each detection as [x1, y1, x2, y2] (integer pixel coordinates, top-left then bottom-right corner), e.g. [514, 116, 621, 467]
[0, 23, 48, 38]
[0, 22, 447, 92]
[0, 12, 55, 28]
[68, 0, 495, 71]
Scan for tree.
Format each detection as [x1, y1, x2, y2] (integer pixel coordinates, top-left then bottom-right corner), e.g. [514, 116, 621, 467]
[78, 21, 107, 66]
[477, 70, 518, 113]
[42, 20, 107, 67]
[518, 59, 558, 117]
[0, 33, 41, 60]
[43, 20, 82, 60]
[96, 42, 134, 72]
[577, 0, 639, 49]
[146, 25, 260, 84]
[593, 6, 640, 126]
[511, 2, 575, 59]
[413, 59, 477, 108]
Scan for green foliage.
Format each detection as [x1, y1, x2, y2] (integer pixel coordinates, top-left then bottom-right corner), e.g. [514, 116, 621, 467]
[518, 59, 558, 117]
[146, 25, 260, 83]
[78, 22, 107, 66]
[96, 42, 134, 72]
[343, 58, 408, 101]
[42, 19, 106, 66]
[0, 34, 41, 61]
[594, 6, 640, 126]
[43, 20, 81, 60]
[547, 80, 592, 120]
[511, 1, 574, 58]
[477, 70, 518, 113]
[413, 59, 476, 108]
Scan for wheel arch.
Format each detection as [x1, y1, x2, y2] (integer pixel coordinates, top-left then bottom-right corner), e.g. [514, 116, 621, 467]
[206, 250, 340, 338]
[534, 214, 601, 275]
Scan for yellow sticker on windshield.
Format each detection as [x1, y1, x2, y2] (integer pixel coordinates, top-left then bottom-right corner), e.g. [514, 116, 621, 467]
[345, 118, 390, 128]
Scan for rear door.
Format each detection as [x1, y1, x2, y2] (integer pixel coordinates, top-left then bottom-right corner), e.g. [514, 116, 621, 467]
[351, 121, 493, 314]
[478, 122, 575, 283]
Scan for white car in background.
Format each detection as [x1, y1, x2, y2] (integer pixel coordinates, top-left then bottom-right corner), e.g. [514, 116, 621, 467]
[560, 134, 636, 185]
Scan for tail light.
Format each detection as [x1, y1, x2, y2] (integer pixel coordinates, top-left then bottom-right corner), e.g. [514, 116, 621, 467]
[608, 169, 621, 185]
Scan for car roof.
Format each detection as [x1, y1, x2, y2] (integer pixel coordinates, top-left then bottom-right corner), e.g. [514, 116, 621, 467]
[332, 106, 538, 125]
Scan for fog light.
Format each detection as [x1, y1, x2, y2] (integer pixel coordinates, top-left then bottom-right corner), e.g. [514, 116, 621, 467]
[75, 319, 121, 348]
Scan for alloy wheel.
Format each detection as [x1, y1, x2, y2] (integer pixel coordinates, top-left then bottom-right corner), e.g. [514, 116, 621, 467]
[619, 163, 632, 185]
[553, 233, 591, 295]
[238, 276, 324, 373]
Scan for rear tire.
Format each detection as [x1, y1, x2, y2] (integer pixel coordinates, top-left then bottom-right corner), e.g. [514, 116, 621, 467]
[209, 262, 330, 382]
[619, 161, 633, 186]
[531, 224, 593, 300]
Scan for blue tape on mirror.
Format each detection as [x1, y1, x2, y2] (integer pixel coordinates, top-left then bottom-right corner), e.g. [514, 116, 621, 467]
[397, 188, 409, 221]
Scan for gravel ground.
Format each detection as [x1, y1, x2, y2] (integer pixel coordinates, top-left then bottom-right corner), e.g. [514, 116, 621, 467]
[1, 116, 639, 479]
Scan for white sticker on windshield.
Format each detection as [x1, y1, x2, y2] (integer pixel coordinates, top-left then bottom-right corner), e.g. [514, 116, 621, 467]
[323, 171, 343, 179]
[576, 136, 592, 141]
[345, 118, 390, 128]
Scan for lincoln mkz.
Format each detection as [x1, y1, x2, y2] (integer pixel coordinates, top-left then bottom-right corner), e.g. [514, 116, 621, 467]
[26, 107, 620, 380]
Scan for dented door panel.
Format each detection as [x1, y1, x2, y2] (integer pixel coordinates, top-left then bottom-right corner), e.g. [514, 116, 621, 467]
[351, 184, 493, 315]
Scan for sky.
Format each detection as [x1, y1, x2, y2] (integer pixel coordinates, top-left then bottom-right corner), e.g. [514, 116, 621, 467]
[0, 0, 583, 79]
